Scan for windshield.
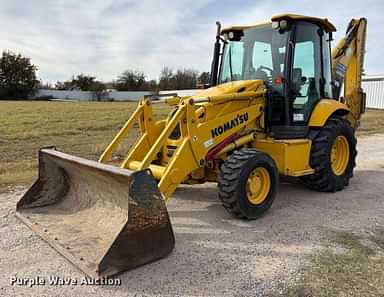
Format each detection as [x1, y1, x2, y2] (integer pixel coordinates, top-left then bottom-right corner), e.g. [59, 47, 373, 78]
[219, 24, 290, 93]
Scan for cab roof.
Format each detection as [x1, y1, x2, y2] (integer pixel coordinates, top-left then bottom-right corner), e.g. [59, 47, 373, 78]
[221, 13, 336, 34]
[272, 13, 336, 32]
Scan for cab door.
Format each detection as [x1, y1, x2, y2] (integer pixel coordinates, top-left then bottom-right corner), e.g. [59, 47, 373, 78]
[267, 21, 333, 138]
[290, 21, 333, 124]
[288, 22, 322, 125]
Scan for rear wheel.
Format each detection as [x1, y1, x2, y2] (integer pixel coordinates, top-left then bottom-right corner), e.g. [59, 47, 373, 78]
[302, 117, 357, 191]
[218, 149, 278, 219]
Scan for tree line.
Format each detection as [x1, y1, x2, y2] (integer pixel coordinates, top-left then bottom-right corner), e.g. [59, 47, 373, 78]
[0, 50, 210, 100]
[55, 68, 210, 92]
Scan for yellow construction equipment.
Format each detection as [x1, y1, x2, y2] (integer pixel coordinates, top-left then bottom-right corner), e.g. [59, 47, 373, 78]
[17, 14, 367, 277]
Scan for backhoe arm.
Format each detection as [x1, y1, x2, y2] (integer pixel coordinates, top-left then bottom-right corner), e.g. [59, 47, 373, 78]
[332, 18, 367, 127]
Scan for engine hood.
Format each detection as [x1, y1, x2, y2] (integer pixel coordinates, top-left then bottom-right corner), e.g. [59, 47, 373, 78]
[194, 80, 265, 98]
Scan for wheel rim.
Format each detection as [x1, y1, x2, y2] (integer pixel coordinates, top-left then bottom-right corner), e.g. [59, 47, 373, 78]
[246, 167, 270, 205]
[331, 135, 350, 176]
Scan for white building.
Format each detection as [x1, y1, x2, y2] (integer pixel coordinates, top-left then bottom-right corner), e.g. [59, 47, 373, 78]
[362, 75, 384, 109]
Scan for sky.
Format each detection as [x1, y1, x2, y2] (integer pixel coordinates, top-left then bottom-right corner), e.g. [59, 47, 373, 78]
[0, 0, 382, 83]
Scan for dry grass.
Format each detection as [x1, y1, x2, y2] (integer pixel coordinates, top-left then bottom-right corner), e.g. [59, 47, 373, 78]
[0, 100, 171, 190]
[277, 229, 384, 297]
[358, 109, 384, 136]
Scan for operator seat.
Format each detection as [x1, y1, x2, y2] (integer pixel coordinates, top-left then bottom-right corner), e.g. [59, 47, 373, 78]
[291, 68, 305, 96]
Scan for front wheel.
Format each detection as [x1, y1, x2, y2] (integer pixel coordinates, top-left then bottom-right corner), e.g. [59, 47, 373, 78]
[302, 117, 357, 192]
[218, 149, 279, 219]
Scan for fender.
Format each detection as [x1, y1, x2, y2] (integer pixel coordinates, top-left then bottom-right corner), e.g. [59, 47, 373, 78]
[308, 99, 350, 127]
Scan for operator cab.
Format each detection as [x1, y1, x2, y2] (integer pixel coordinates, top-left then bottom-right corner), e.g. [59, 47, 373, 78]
[213, 14, 336, 138]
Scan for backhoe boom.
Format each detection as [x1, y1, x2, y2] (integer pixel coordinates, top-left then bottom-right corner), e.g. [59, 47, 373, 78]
[332, 18, 367, 127]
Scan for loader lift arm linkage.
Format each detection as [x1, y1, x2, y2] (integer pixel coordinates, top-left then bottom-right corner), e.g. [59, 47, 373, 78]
[99, 91, 264, 199]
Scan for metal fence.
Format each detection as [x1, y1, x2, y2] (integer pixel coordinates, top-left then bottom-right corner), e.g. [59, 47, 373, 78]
[362, 75, 384, 109]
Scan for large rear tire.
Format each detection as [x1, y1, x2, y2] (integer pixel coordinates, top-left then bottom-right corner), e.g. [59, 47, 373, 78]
[302, 117, 357, 192]
[218, 149, 278, 219]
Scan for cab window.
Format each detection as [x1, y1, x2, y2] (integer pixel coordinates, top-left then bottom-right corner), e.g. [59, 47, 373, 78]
[220, 41, 244, 82]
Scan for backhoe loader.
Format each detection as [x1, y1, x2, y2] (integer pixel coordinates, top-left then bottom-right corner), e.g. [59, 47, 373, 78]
[16, 14, 367, 277]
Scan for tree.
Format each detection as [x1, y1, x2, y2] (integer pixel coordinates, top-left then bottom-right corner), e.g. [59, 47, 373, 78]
[159, 67, 199, 90]
[147, 79, 159, 92]
[115, 70, 147, 91]
[55, 80, 73, 90]
[71, 74, 97, 91]
[55, 74, 105, 92]
[173, 68, 198, 89]
[0, 51, 39, 99]
[198, 71, 210, 86]
[159, 67, 174, 90]
[89, 81, 107, 101]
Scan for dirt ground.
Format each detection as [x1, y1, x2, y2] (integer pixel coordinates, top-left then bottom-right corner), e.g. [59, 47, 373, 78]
[1, 134, 384, 297]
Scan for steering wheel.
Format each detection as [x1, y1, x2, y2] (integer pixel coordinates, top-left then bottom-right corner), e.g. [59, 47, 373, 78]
[258, 65, 273, 74]
[256, 66, 273, 83]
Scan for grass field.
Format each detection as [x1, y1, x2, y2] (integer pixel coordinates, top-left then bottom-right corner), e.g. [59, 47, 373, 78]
[0, 100, 171, 190]
[0, 101, 383, 190]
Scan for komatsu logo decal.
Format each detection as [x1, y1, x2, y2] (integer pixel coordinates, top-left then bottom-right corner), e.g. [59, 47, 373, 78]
[211, 113, 249, 138]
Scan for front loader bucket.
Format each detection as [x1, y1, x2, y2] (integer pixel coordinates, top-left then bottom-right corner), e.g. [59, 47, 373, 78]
[16, 148, 174, 277]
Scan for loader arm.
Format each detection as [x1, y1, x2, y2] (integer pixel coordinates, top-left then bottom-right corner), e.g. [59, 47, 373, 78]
[100, 92, 265, 200]
[332, 18, 367, 127]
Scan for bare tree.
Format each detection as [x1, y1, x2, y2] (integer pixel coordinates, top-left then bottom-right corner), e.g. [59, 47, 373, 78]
[115, 70, 147, 91]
